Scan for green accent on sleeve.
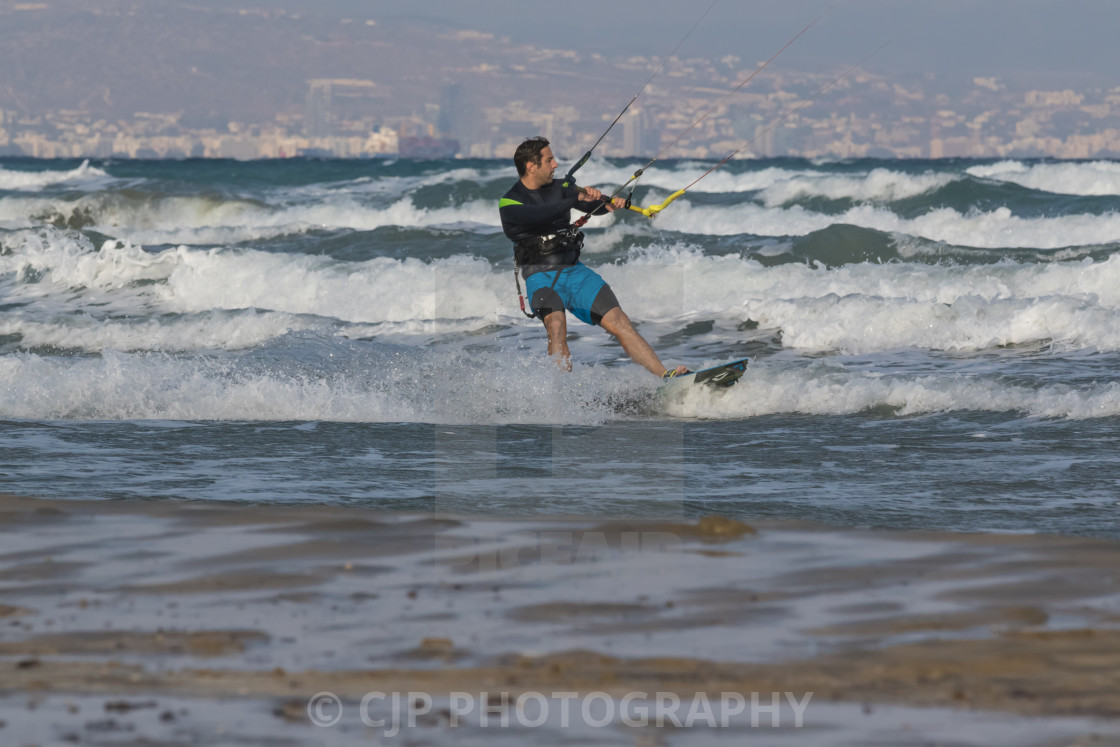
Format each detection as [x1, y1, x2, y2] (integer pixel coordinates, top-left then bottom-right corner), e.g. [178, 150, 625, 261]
[499, 198, 522, 208]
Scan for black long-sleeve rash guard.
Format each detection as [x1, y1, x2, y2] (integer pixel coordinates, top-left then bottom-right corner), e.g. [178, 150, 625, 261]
[498, 178, 609, 244]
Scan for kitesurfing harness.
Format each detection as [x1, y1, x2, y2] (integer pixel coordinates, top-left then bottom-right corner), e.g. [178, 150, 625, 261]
[503, 2, 721, 317]
[512, 227, 585, 318]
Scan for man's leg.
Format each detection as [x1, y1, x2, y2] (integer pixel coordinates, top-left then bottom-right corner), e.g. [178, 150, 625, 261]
[599, 307, 685, 377]
[529, 278, 571, 371]
[540, 309, 571, 371]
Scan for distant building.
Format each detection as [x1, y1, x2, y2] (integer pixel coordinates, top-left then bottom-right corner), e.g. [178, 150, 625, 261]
[622, 108, 657, 157]
[437, 83, 464, 137]
[305, 79, 381, 138]
[305, 82, 332, 138]
[364, 126, 398, 155]
[398, 135, 460, 159]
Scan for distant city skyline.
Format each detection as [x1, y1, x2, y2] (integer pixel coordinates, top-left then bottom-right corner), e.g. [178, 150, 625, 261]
[2, 1, 1119, 160]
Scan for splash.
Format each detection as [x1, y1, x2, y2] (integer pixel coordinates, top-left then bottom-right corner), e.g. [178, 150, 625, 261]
[968, 160, 1120, 196]
[0, 160, 111, 192]
[0, 347, 649, 425]
[665, 363, 1120, 420]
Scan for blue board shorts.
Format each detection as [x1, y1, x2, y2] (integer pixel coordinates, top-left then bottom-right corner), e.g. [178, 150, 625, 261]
[524, 262, 620, 326]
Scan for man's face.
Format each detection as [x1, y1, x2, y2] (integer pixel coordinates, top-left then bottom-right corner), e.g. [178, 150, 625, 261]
[529, 146, 558, 184]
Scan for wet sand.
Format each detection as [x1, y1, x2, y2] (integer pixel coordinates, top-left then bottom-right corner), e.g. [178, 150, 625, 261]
[1, 492, 1120, 745]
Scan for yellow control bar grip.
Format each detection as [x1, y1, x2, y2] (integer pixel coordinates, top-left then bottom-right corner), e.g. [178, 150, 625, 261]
[627, 189, 686, 218]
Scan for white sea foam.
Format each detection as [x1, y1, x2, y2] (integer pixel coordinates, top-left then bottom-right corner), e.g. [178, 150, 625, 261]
[0, 230, 512, 325]
[578, 162, 958, 205]
[0, 193, 500, 244]
[11, 229, 1120, 355]
[578, 161, 805, 195]
[276, 164, 509, 201]
[1, 231, 180, 296]
[757, 168, 957, 206]
[0, 193, 271, 241]
[3, 345, 1118, 423]
[157, 248, 510, 323]
[651, 199, 1120, 249]
[0, 160, 111, 192]
[0, 348, 633, 424]
[968, 160, 1120, 196]
[3, 164, 1114, 252]
[0, 310, 317, 352]
[666, 363, 1120, 420]
[0, 350, 412, 422]
[744, 293, 1120, 353]
[607, 246, 1120, 353]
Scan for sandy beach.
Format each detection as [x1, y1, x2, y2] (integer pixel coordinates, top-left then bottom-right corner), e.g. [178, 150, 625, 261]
[1, 492, 1119, 745]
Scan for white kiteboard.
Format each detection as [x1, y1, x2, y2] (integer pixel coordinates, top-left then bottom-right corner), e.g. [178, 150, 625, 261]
[659, 358, 748, 394]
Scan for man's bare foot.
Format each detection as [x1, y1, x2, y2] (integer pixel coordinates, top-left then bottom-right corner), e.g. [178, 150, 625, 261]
[662, 365, 691, 379]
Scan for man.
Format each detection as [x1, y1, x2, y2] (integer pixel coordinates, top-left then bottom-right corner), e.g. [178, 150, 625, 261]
[499, 136, 688, 379]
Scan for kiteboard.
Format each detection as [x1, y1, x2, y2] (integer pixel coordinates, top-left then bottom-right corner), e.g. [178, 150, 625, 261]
[659, 358, 748, 394]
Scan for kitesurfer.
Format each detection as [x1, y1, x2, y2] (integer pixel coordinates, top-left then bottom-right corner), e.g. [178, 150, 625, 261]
[499, 136, 688, 379]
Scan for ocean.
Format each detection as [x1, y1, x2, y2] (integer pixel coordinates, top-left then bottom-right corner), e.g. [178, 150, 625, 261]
[2, 155, 1120, 538]
[7, 155, 1120, 745]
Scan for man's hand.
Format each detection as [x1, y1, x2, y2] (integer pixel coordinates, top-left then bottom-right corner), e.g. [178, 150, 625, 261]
[577, 186, 603, 202]
[577, 186, 626, 212]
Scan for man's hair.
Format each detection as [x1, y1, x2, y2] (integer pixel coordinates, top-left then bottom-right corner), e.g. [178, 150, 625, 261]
[514, 136, 550, 177]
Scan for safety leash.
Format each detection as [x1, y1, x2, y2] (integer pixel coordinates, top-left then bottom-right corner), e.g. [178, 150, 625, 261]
[514, 268, 534, 318]
[514, 265, 569, 319]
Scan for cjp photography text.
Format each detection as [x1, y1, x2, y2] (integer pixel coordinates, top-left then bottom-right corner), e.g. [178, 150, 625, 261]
[307, 690, 814, 736]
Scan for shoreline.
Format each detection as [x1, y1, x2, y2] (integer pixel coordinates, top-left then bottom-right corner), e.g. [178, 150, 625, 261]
[2, 492, 1119, 744]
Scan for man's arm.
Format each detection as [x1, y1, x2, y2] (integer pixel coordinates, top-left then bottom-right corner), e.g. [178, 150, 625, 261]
[499, 195, 580, 226]
[500, 178, 587, 238]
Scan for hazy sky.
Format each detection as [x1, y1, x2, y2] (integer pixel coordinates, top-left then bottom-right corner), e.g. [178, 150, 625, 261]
[234, 0, 1119, 80]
